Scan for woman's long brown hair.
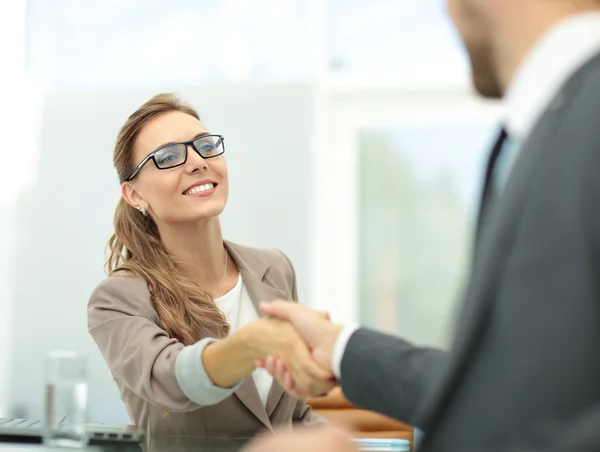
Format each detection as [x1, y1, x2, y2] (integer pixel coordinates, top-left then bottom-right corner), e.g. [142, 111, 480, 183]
[106, 93, 229, 345]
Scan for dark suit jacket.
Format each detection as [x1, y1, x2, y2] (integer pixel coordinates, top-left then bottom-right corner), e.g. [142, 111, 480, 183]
[340, 52, 600, 452]
[88, 241, 322, 437]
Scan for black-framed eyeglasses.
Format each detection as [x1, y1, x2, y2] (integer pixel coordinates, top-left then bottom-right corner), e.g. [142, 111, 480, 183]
[123, 134, 225, 182]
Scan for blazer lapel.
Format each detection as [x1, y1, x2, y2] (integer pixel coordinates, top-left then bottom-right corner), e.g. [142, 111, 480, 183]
[223, 241, 288, 426]
[416, 100, 566, 432]
[233, 377, 272, 429]
[238, 264, 287, 417]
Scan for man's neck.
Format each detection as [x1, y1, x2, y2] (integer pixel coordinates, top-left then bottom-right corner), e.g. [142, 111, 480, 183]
[497, 4, 598, 94]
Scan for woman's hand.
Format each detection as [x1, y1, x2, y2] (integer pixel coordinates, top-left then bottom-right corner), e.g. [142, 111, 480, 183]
[238, 317, 334, 397]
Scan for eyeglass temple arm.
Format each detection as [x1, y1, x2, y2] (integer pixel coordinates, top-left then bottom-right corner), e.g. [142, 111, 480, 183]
[124, 153, 154, 182]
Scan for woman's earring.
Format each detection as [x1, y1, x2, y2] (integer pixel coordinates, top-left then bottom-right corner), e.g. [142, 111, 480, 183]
[138, 205, 147, 216]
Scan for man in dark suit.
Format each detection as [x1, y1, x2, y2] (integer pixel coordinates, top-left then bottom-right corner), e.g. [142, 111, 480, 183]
[245, 0, 600, 451]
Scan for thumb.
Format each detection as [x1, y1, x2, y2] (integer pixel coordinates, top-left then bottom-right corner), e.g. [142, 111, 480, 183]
[312, 347, 334, 372]
[259, 301, 298, 320]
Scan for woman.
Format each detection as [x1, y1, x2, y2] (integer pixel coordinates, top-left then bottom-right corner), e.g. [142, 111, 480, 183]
[87, 93, 331, 437]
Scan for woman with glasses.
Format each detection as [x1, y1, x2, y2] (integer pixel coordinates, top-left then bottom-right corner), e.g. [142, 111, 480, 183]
[87, 93, 332, 436]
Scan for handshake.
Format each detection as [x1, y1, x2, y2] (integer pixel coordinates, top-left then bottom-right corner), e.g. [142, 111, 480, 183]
[241, 301, 344, 399]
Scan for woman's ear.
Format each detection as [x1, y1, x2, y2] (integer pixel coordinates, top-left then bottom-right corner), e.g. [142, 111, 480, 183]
[121, 182, 147, 212]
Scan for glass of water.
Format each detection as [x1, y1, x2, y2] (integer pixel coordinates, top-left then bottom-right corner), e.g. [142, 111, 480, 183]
[43, 350, 89, 447]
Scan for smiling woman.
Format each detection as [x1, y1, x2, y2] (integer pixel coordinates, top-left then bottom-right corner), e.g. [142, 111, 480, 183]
[86, 93, 331, 436]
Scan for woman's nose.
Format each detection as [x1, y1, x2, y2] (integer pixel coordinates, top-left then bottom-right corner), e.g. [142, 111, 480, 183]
[186, 144, 207, 172]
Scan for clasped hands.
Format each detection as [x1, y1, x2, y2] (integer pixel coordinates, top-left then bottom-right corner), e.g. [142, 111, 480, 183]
[244, 301, 343, 399]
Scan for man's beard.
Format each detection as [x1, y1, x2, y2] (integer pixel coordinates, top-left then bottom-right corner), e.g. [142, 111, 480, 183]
[465, 40, 504, 99]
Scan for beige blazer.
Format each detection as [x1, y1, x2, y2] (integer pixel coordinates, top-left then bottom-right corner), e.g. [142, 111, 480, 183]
[87, 241, 323, 437]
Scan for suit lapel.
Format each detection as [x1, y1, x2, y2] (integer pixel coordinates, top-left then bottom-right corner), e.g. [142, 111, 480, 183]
[223, 241, 288, 426]
[416, 101, 566, 432]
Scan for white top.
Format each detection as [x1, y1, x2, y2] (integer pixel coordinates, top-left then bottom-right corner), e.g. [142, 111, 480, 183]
[332, 11, 600, 380]
[214, 274, 273, 407]
[175, 274, 273, 407]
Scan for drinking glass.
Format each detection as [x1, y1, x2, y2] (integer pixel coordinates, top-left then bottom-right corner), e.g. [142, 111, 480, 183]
[43, 350, 89, 447]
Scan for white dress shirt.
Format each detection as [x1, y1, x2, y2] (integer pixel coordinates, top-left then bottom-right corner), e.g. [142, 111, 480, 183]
[498, 12, 600, 190]
[331, 11, 600, 380]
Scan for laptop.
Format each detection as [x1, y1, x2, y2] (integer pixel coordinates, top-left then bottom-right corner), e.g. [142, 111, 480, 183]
[0, 418, 145, 445]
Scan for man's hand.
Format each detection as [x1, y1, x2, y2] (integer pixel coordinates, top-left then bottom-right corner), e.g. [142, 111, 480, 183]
[256, 301, 343, 397]
[242, 427, 357, 452]
[237, 317, 332, 396]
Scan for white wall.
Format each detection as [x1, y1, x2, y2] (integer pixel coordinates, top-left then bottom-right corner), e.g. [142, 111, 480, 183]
[0, 0, 33, 418]
[6, 83, 318, 422]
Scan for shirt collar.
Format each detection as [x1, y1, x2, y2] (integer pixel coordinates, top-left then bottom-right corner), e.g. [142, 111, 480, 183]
[502, 12, 600, 143]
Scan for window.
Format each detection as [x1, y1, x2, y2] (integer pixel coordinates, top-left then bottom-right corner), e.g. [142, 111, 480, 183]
[310, 92, 502, 346]
[25, 0, 320, 89]
[358, 121, 496, 347]
[327, 0, 468, 87]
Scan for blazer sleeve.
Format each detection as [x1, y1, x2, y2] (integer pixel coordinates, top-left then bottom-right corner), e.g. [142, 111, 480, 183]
[340, 328, 449, 428]
[87, 275, 203, 413]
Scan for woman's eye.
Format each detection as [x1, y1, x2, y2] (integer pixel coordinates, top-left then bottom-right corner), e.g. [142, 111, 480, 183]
[157, 153, 179, 165]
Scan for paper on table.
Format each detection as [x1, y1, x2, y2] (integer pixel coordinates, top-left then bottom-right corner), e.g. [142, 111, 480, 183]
[351, 438, 410, 452]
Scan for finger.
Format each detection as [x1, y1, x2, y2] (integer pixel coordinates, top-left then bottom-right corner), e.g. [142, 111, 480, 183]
[273, 358, 283, 381]
[289, 342, 332, 392]
[271, 358, 299, 394]
[274, 357, 287, 376]
[266, 360, 305, 398]
[284, 371, 295, 392]
[273, 364, 301, 395]
[255, 359, 265, 368]
[312, 347, 335, 372]
[276, 356, 288, 373]
[297, 349, 333, 381]
[279, 371, 306, 399]
[286, 389, 305, 399]
[264, 356, 277, 375]
[299, 341, 333, 380]
[291, 369, 336, 397]
[312, 380, 338, 397]
[316, 311, 330, 321]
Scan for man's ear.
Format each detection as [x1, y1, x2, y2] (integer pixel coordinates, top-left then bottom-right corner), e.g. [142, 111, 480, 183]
[121, 182, 147, 211]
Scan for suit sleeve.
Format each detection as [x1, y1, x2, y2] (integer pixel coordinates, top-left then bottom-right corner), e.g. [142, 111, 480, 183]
[340, 328, 448, 428]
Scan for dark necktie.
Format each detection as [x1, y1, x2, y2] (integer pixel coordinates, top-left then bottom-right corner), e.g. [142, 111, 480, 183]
[476, 127, 511, 233]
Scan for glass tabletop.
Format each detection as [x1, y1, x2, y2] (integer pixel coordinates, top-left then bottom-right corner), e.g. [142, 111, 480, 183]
[144, 436, 251, 452]
[0, 435, 410, 452]
[0, 437, 251, 452]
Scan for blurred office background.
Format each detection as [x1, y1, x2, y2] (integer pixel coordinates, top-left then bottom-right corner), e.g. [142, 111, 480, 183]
[0, 0, 501, 423]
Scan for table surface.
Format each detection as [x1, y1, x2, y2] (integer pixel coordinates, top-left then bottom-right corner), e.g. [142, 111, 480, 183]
[0, 436, 411, 452]
[0, 437, 250, 452]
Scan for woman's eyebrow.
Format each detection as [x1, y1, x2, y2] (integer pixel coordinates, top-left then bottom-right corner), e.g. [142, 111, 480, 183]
[154, 132, 210, 150]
